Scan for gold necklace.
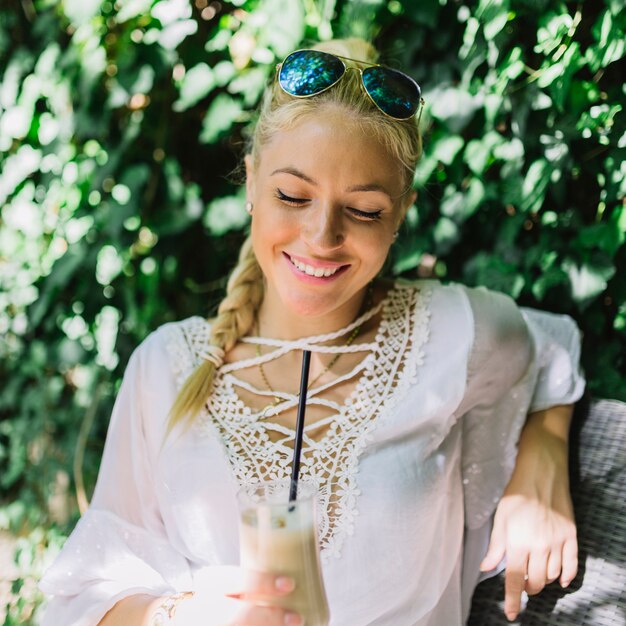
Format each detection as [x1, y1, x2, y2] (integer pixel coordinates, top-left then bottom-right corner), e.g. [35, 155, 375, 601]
[255, 286, 372, 411]
[256, 323, 362, 408]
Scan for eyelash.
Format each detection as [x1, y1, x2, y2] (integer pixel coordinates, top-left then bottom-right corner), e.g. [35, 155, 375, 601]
[275, 189, 383, 221]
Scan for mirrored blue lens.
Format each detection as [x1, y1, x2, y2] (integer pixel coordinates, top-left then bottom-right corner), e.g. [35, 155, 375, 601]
[362, 66, 421, 119]
[279, 50, 345, 97]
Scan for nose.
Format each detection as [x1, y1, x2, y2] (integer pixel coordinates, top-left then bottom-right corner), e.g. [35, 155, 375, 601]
[302, 203, 345, 252]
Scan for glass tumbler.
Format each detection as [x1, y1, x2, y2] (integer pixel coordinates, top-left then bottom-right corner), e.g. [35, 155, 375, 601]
[238, 479, 330, 626]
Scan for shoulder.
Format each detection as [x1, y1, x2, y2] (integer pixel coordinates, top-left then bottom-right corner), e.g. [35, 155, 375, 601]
[457, 284, 533, 395]
[391, 278, 474, 327]
[461, 284, 531, 353]
[381, 279, 530, 356]
[394, 280, 532, 388]
[130, 316, 212, 387]
[392, 277, 466, 304]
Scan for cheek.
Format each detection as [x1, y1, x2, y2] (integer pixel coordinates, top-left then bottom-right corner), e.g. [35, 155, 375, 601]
[250, 209, 296, 268]
[252, 204, 302, 240]
[357, 229, 393, 260]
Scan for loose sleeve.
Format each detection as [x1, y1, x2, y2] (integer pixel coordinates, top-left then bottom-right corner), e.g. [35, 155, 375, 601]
[457, 288, 586, 616]
[458, 287, 586, 530]
[39, 334, 194, 626]
[521, 307, 585, 412]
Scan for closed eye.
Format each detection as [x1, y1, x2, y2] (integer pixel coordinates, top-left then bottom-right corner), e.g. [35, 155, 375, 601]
[275, 189, 308, 205]
[276, 189, 382, 221]
[349, 207, 383, 221]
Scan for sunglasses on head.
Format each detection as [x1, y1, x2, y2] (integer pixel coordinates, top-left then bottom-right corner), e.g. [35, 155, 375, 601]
[276, 49, 424, 121]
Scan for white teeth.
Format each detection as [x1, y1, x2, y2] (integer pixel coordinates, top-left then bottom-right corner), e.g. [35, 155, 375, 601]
[290, 256, 340, 277]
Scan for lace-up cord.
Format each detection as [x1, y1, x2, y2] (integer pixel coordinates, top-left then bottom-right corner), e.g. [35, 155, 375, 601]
[256, 322, 362, 409]
[220, 301, 382, 375]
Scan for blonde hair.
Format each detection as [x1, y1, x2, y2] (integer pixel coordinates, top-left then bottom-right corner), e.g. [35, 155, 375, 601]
[168, 237, 263, 430]
[250, 38, 422, 189]
[168, 38, 422, 430]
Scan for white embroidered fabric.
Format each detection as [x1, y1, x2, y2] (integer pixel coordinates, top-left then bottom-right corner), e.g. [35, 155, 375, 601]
[39, 281, 585, 626]
[168, 285, 432, 562]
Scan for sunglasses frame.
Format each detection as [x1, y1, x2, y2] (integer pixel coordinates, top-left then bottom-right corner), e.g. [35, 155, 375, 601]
[276, 50, 425, 122]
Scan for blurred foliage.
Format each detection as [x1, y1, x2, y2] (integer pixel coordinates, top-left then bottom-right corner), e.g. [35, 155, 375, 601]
[0, 0, 624, 622]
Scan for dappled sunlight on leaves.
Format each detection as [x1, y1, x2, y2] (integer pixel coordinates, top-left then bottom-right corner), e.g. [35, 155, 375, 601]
[0, 0, 624, 622]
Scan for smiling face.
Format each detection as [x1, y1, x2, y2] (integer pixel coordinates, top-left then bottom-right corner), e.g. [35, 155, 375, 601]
[246, 107, 415, 335]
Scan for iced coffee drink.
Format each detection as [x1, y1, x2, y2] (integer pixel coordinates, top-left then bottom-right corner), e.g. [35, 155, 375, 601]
[238, 480, 330, 626]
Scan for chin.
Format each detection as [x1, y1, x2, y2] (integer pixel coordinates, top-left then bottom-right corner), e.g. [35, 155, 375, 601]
[281, 295, 334, 319]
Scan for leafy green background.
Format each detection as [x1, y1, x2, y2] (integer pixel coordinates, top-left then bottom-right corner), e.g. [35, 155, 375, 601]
[0, 0, 624, 622]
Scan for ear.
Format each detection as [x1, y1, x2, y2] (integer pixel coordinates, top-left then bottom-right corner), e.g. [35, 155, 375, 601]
[244, 154, 255, 200]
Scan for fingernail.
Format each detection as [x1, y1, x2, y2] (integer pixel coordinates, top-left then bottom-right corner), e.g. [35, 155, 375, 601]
[561, 579, 571, 588]
[505, 611, 517, 622]
[275, 576, 295, 592]
[284, 611, 303, 625]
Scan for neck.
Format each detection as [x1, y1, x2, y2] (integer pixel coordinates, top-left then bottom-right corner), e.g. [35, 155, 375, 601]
[256, 285, 370, 340]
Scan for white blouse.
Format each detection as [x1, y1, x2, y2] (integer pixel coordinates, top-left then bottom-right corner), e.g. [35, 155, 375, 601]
[39, 281, 585, 626]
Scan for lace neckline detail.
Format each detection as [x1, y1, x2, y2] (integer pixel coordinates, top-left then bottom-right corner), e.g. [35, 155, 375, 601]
[220, 299, 384, 418]
[166, 282, 433, 562]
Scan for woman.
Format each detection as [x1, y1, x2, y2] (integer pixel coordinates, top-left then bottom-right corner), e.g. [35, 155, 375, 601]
[40, 38, 584, 626]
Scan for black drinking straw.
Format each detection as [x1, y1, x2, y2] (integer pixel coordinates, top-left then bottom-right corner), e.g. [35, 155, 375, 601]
[289, 349, 311, 505]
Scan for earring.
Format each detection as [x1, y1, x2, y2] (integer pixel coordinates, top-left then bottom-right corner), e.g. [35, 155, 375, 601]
[392, 230, 399, 241]
[245, 201, 253, 214]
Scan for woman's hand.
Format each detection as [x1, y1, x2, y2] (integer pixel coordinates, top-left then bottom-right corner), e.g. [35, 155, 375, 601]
[479, 406, 578, 622]
[173, 566, 302, 626]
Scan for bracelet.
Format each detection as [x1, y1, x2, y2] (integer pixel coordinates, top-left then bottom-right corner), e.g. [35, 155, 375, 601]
[151, 591, 194, 626]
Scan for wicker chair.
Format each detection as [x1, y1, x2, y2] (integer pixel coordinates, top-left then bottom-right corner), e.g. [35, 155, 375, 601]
[467, 399, 626, 626]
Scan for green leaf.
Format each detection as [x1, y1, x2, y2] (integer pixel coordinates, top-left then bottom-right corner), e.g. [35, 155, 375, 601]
[563, 258, 616, 307]
[256, 0, 306, 56]
[483, 7, 509, 41]
[433, 216, 460, 254]
[158, 19, 198, 50]
[531, 265, 569, 300]
[535, 11, 571, 56]
[152, 0, 191, 25]
[203, 193, 248, 236]
[464, 131, 503, 175]
[117, 0, 154, 23]
[173, 63, 216, 112]
[536, 62, 563, 89]
[521, 159, 550, 213]
[464, 252, 525, 298]
[62, 0, 102, 26]
[587, 9, 626, 70]
[432, 135, 464, 165]
[429, 87, 480, 133]
[200, 94, 244, 144]
[228, 67, 270, 107]
[501, 46, 525, 80]
[29, 243, 88, 329]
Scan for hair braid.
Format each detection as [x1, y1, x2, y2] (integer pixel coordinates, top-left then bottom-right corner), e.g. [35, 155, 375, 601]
[167, 236, 263, 431]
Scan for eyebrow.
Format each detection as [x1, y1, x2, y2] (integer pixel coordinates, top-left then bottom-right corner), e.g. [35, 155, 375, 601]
[270, 167, 394, 200]
[270, 167, 316, 185]
[347, 183, 393, 199]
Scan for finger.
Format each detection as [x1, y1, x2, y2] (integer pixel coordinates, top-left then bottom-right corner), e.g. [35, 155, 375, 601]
[235, 603, 303, 626]
[546, 546, 562, 583]
[560, 536, 578, 588]
[504, 549, 528, 621]
[227, 571, 296, 603]
[480, 522, 506, 572]
[526, 547, 549, 595]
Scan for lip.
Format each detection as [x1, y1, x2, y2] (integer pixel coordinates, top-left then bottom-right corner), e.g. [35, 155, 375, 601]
[282, 252, 350, 283]
[286, 252, 348, 270]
